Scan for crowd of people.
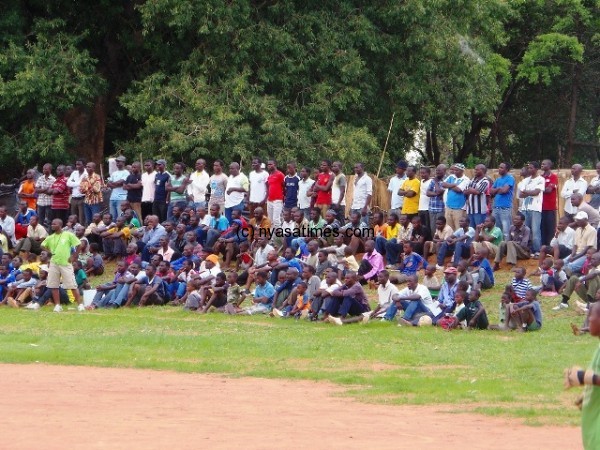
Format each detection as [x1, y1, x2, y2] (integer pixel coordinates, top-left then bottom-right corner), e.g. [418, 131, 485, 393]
[0, 156, 598, 331]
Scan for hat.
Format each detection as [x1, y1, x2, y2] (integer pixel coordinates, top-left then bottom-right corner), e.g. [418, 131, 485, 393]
[39, 264, 49, 273]
[451, 163, 466, 171]
[396, 160, 408, 169]
[574, 211, 589, 220]
[155, 159, 167, 166]
[205, 254, 219, 265]
[443, 267, 458, 274]
[115, 156, 127, 162]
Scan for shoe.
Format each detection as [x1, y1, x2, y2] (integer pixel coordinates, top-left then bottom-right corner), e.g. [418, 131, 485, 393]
[328, 316, 343, 326]
[552, 303, 569, 311]
[53, 304, 63, 313]
[272, 308, 284, 317]
[7, 298, 19, 308]
[362, 312, 371, 323]
[385, 264, 396, 269]
[29, 302, 40, 311]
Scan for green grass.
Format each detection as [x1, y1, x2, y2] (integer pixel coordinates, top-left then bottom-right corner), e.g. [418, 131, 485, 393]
[0, 267, 593, 426]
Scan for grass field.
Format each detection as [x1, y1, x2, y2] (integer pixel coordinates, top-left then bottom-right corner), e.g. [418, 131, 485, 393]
[0, 264, 594, 426]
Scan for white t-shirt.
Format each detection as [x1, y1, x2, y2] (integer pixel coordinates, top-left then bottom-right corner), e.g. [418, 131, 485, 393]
[397, 284, 440, 316]
[67, 170, 86, 198]
[248, 170, 268, 203]
[331, 173, 346, 206]
[550, 226, 575, 249]
[254, 244, 275, 267]
[516, 178, 527, 211]
[377, 281, 399, 309]
[187, 170, 210, 203]
[419, 179, 432, 211]
[388, 175, 407, 210]
[351, 173, 373, 209]
[224, 173, 249, 208]
[109, 169, 130, 200]
[141, 171, 156, 202]
[297, 178, 315, 209]
[319, 279, 342, 293]
[561, 177, 589, 215]
[522, 176, 545, 213]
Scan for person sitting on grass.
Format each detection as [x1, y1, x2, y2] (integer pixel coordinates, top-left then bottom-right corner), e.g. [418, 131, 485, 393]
[468, 247, 495, 289]
[507, 288, 543, 332]
[85, 243, 104, 276]
[272, 267, 302, 311]
[356, 239, 384, 285]
[408, 215, 431, 256]
[530, 257, 559, 294]
[554, 252, 600, 311]
[436, 267, 459, 314]
[72, 260, 89, 292]
[5, 268, 37, 308]
[563, 301, 600, 450]
[553, 259, 568, 293]
[274, 281, 310, 318]
[220, 272, 245, 314]
[240, 270, 275, 315]
[422, 265, 441, 298]
[472, 215, 503, 260]
[423, 216, 453, 260]
[325, 271, 371, 325]
[436, 216, 475, 270]
[316, 250, 334, 278]
[437, 289, 468, 330]
[362, 270, 399, 322]
[456, 260, 474, 287]
[511, 266, 533, 301]
[88, 260, 130, 309]
[449, 289, 489, 330]
[124, 264, 167, 307]
[197, 272, 228, 313]
[383, 274, 442, 325]
[538, 216, 574, 266]
[213, 219, 247, 270]
[101, 216, 131, 261]
[389, 241, 426, 284]
[308, 270, 342, 320]
[383, 214, 413, 266]
[184, 254, 221, 310]
[235, 241, 253, 272]
[571, 290, 600, 336]
[493, 212, 531, 272]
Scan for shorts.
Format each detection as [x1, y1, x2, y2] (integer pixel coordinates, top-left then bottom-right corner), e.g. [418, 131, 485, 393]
[211, 292, 227, 308]
[527, 321, 542, 332]
[46, 263, 77, 290]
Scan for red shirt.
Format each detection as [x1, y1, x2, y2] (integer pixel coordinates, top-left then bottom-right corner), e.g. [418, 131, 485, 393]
[542, 172, 558, 211]
[267, 171, 285, 201]
[51, 176, 70, 210]
[315, 172, 332, 205]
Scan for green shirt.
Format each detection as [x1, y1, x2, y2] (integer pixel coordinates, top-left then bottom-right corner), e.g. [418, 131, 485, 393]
[42, 231, 80, 266]
[483, 226, 503, 246]
[170, 175, 187, 202]
[583, 343, 600, 449]
[75, 268, 87, 286]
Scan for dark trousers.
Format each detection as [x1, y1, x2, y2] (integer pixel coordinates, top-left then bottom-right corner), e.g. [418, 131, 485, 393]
[541, 210, 556, 247]
[326, 295, 369, 317]
[418, 211, 430, 234]
[141, 202, 153, 221]
[152, 201, 167, 223]
[37, 205, 52, 226]
[53, 208, 69, 224]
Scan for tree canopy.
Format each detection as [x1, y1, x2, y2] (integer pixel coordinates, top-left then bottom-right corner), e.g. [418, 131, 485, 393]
[1, 0, 598, 177]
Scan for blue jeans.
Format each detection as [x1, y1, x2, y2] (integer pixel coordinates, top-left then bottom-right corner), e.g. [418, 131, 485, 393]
[189, 201, 207, 211]
[524, 210, 541, 253]
[492, 208, 512, 241]
[437, 238, 472, 266]
[564, 254, 587, 274]
[224, 201, 245, 223]
[468, 213, 487, 228]
[384, 239, 402, 265]
[84, 203, 102, 225]
[385, 299, 430, 321]
[110, 283, 131, 306]
[375, 236, 388, 256]
[110, 199, 123, 221]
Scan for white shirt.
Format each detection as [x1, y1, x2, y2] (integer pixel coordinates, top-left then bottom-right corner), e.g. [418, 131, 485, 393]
[331, 173, 346, 206]
[377, 281, 399, 309]
[254, 244, 275, 267]
[351, 173, 373, 209]
[319, 279, 342, 293]
[248, 170, 268, 203]
[561, 177, 589, 215]
[419, 179, 432, 210]
[516, 178, 528, 211]
[0, 216, 16, 245]
[141, 171, 156, 202]
[187, 170, 210, 203]
[66, 170, 87, 198]
[388, 174, 407, 209]
[297, 178, 315, 209]
[521, 176, 545, 213]
[224, 173, 249, 208]
[396, 284, 441, 316]
[198, 214, 212, 227]
[550, 227, 575, 249]
[108, 169, 130, 200]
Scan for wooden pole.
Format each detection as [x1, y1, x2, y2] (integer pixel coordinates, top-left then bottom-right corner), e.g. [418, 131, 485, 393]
[376, 112, 395, 178]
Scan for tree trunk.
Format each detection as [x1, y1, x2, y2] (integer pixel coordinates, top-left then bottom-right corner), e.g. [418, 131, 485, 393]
[456, 112, 484, 163]
[564, 63, 581, 165]
[63, 96, 107, 165]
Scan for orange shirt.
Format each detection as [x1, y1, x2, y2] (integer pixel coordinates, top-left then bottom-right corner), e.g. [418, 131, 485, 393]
[294, 294, 310, 311]
[374, 223, 389, 239]
[18, 179, 36, 209]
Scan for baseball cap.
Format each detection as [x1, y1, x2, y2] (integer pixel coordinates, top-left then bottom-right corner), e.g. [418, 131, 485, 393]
[205, 254, 219, 265]
[115, 156, 127, 162]
[443, 267, 458, 274]
[451, 163, 466, 171]
[574, 211, 589, 220]
[155, 159, 167, 166]
[396, 161, 408, 169]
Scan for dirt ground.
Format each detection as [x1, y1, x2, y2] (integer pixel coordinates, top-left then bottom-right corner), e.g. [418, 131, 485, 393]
[0, 364, 581, 450]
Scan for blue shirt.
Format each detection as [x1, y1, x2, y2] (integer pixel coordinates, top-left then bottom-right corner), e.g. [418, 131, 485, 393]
[254, 281, 275, 304]
[472, 258, 494, 285]
[278, 257, 303, 273]
[445, 175, 467, 209]
[438, 281, 458, 308]
[15, 209, 36, 225]
[427, 179, 445, 213]
[154, 172, 171, 202]
[400, 253, 426, 275]
[492, 174, 515, 209]
[511, 277, 533, 300]
[517, 300, 542, 326]
[275, 276, 302, 294]
[284, 175, 300, 209]
[209, 215, 229, 231]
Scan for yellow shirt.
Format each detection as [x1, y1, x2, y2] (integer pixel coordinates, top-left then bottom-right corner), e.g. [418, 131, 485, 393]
[401, 178, 420, 214]
[387, 223, 400, 240]
[107, 226, 131, 242]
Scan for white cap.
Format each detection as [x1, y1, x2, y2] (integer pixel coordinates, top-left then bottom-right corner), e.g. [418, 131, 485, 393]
[574, 211, 589, 220]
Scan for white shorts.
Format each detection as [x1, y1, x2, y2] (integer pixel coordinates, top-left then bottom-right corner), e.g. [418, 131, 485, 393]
[47, 262, 77, 290]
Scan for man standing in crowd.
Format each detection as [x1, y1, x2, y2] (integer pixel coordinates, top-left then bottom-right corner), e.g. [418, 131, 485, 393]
[561, 163, 588, 221]
[67, 159, 87, 225]
[464, 164, 490, 228]
[442, 163, 470, 230]
[490, 162, 514, 240]
[297, 166, 314, 218]
[426, 164, 446, 236]
[18, 169, 37, 211]
[541, 159, 558, 247]
[399, 165, 420, 220]
[520, 161, 544, 257]
[107, 156, 130, 221]
[266, 159, 285, 228]
[388, 161, 407, 217]
[284, 162, 300, 212]
[248, 158, 268, 216]
[35, 163, 55, 227]
[166, 162, 189, 221]
[331, 161, 347, 225]
[223, 162, 249, 223]
[153, 159, 170, 222]
[141, 160, 156, 219]
[48, 165, 70, 224]
[208, 159, 228, 212]
[312, 160, 333, 219]
[123, 161, 143, 220]
[418, 166, 431, 232]
[588, 161, 600, 209]
[80, 162, 103, 226]
[188, 158, 209, 210]
[351, 162, 372, 225]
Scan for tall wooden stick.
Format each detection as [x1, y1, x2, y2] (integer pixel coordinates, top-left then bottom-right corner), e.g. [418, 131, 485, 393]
[376, 112, 395, 178]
